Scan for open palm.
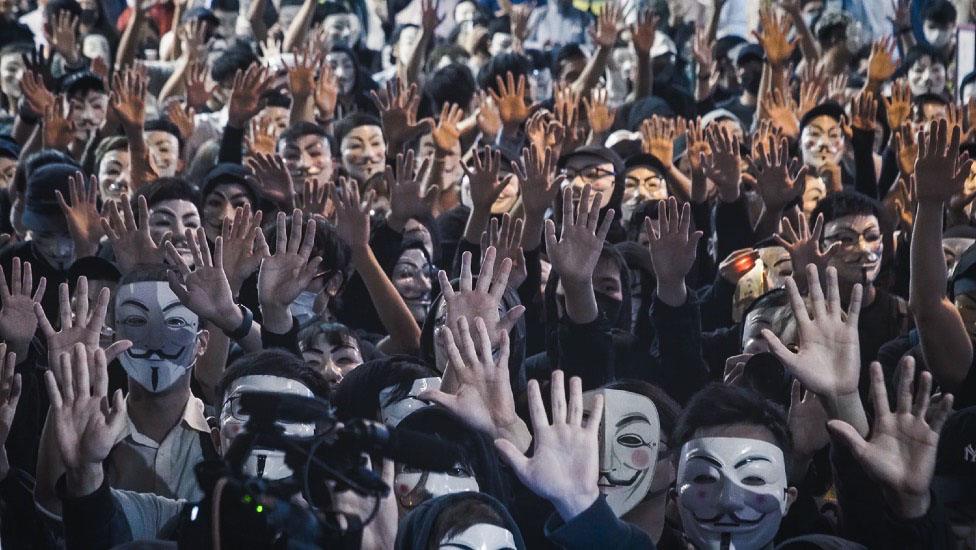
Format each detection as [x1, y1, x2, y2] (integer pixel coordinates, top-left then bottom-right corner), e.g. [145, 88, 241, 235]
[258, 210, 322, 309]
[545, 185, 614, 285]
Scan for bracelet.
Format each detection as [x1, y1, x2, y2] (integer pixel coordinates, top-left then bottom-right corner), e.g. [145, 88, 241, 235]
[224, 304, 254, 340]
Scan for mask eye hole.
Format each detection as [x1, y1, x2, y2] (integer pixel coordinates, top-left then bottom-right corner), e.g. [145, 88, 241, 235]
[121, 316, 147, 327]
[166, 318, 188, 328]
[742, 476, 767, 486]
[617, 434, 646, 448]
[693, 474, 718, 484]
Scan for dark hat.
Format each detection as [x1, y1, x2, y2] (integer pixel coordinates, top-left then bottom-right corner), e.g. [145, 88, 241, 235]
[67, 256, 122, 283]
[626, 96, 675, 131]
[183, 6, 220, 25]
[933, 407, 976, 505]
[799, 101, 845, 131]
[623, 153, 667, 176]
[23, 163, 78, 232]
[944, 225, 976, 239]
[201, 162, 258, 204]
[951, 242, 976, 298]
[0, 135, 20, 160]
[736, 43, 765, 66]
[556, 145, 624, 176]
[59, 70, 105, 96]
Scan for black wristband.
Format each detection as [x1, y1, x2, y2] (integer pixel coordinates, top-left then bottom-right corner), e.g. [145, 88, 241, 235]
[17, 101, 39, 124]
[224, 304, 254, 340]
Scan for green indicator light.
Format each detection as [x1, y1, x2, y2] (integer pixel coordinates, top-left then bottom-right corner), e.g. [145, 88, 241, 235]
[256, 505, 264, 513]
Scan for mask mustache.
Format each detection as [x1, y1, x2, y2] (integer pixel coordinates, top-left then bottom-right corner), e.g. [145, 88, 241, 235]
[127, 346, 186, 360]
[693, 510, 766, 526]
[599, 468, 642, 486]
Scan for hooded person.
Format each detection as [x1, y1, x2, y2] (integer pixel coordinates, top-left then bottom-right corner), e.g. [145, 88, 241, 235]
[395, 492, 526, 550]
[419, 276, 528, 395]
[556, 145, 627, 243]
[394, 407, 512, 515]
[326, 44, 380, 116]
[330, 355, 441, 427]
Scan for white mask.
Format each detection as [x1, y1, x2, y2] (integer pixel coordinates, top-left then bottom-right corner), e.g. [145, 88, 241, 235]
[438, 523, 517, 550]
[379, 377, 441, 427]
[219, 375, 317, 480]
[676, 437, 790, 550]
[909, 57, 947, 96]
[924, 27, 953, 48]
[583, 388, 660, 517]
[290, 291, 319, 326]
[800, 118, 844, 170]
[115, 282, 200, 393]
[395, 463, 480, 509]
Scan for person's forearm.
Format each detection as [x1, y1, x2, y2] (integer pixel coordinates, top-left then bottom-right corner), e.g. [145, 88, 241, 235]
[852, 127, 879, 199]
[259, 301, 293, 335]
[666, 164, 692, 202]
[247, 0, 269, 43]
[193, 323, 230, 405]
[571, 45, 612, 96]
[401, 28, 432, 85]
[911, 201, 974, 390]
[353, 245, 422, 353]
[157, 55, 191, 103]
[35, 410, 65, 515]
[462, 205, 492, 245]
[289, 94, 315, 124]
[632, 50, 652, 100]
[115, 9, 145, 70]
[824, 392, 869, 438]
[787, 10, 819, 63]
[122, 124, 150, 192]
[12, 112, 37, 146]
[282, 0, 316, 52]
[753, 204, 784, 240]
[561, 278, 598, 324]
[65, 463, 104, 499]
[656, 277, 687, 308]
[521, 208, 546, 252]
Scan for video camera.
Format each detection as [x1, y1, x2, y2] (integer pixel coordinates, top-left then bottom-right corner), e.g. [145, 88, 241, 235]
[177, 391, 463, 549]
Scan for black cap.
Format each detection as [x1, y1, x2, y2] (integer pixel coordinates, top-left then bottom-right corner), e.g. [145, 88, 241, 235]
[184, 6, 220, 26]
[736, 43, 764, 66]
[23, 163, 78, 232]
[951, 242, 976, 298]
[201, 163, 258, 204]
[799, 101, 845, 132]
[933, 407, 976, 505]
[0, 135, 20, 160]
[59, 70, 105, 96]
[623, 153, 667, 176]
[556, 145, 624, 176]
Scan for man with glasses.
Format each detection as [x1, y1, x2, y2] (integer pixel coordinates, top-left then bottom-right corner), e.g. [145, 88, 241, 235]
[557, 145, 625, 241]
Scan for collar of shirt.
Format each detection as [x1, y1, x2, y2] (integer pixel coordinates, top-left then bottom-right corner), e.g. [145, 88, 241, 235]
[119, 395, 210, 449]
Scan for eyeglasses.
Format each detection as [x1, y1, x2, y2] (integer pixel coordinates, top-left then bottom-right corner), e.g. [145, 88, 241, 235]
[560, 167, 615, 182]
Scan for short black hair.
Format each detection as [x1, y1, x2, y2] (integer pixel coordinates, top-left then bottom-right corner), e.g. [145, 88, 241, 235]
[211, 40, 259, 84]
[215, 349, 331, 406]
[118, 262, 174, 286]
[672, 383, 792, 463]
[330, 355, 438, 420]
[68, 256, 121, 284]
[14, 148, 79, 195]
[477, 52, 531, 93]
[132, 177, 202, 224]
[810, 190, 884, 228]
[429, 496, 508, 549]
[425, 63, 476, 113]
[297, 321, 358, 355]
[923, 0, 957, 26]
[277, 121, 333, 152]
[263, 90, 292, 109]
[552, 44, 585, 76]
[333, 113, 383, 150]
[45, 0, 82, 19]
[144, 118, 184, 152]
[603, 380, 681, 448]
[901, 45, 948, 75]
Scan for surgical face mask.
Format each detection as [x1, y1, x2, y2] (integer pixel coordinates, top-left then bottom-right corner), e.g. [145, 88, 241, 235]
[438, 523, 517, 550]
[677, 437, 790, 550]
[583, 388, 660, 516]
[378, 377, 441, 427]
[395, 462, 480, 509]
[290, 290, 319, 326]
[115, 282, 200, 393]
[220, 375, 317, 480]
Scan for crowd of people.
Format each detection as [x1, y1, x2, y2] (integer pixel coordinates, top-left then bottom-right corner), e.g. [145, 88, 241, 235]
[0, 0, 974, 547]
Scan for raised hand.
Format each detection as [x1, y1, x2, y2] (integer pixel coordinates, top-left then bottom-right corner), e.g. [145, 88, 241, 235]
[545, 185, 615, 286]
[246, 115, 277, 157]
[35, 277, 132, 368]
[489, 72, 529, 132]
[386, 150, 437, 232]
[0, 259, 46, 358]
[21, 48, 55, 91]
[797, 80, 824, 120]
[227, 64, 274, 129]
[285, 45, 321, 99]
[245, 153, 296, 209]
[431, 102, 463, 154]
[644, 197, 703, 305]
[44, 344, 126, 475]
[100, 194, 168, 273]
[481, 214, 527, 290]
[753, 6, 796, 67]
[883, 79, 911, 131]
[295, 178, 332, 219]
[462, 145, 508, 214]
[165, 228, 240, 332]
[590, 0, 622, 48]
[220, 204, 269, 297]
[57, 171, 103, 258]
[763, 265, 864, 408]
[420, 316, 531, 451]
[43, 98, 74, 150]
[764, 89, 800, 138]
[314, 64, 340, 121]
[825, 73, 849, 104]
[0, 345, 20, 480]
[165, 101, 196, 142]
[827, 357, 953, 518]
[257, 210, 322, 310]
[495, 371, 602, 521]
[332, 177, 374, 255]
[640, 115, 676, 169]
[702, 125, 742, 202]
[583, 88, 616, 135]
[20, 70, 54, 118]
[630, 9, 657, 55]
[748, 136, 808, 211]
[866, 36, 898, 85]
[893, 122, 919, 176]
[775, 210, 840, 292]
[110, 68, 147, 131]
[370, 78, 433, 147]
[185, 60, 213, 112]
[475, 92, 502, 140]
[514, 145, 561, 217]
[47, 11, 80, 65]
[914, 119, 973, 204]
[850, 91, 878, 132]
[437, 248, 525, 356]
[788, 380, 830, 463]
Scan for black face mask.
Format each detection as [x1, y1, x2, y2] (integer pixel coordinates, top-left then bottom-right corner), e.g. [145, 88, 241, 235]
[741, 69, 762, 95]
[80, 9, 97, 25]
[595, 293, 623, 325]
[653, 59, 675, 84]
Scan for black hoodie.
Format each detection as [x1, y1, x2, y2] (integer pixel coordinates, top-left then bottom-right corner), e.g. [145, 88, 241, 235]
[395, 492, 526, 550]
